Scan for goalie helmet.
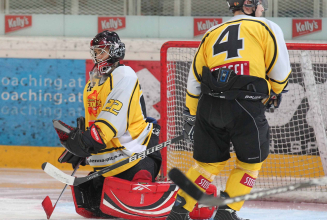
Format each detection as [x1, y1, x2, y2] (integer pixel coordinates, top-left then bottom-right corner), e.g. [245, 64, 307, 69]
[90, 31, 125, 76]
[226, 0, 268, 12]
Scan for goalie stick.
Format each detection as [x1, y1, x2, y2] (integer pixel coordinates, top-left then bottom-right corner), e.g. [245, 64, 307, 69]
[42, 134, 183, 186]
[168, 168, 327, 207]
[41, 159, 82, 219]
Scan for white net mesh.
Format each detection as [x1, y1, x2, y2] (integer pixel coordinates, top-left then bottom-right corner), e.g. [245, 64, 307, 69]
[5, 0, 126, 15]
[163, 43, 327, 203]
[277, 0, 324, 18]
[3, 0, 327, 17]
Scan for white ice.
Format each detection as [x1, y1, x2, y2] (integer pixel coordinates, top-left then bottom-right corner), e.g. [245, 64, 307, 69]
[1, 168, 326, 220]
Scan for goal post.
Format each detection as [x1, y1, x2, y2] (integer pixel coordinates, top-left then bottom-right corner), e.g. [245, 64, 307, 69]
[160, 41, 327, 203]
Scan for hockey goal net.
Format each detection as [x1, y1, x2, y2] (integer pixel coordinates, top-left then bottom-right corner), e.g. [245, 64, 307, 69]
[160, 41, 327, 203]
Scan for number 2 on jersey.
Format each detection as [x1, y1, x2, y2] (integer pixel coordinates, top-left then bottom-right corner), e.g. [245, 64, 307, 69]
[213, 23, 243, 60]
[104, 99, 123, 115]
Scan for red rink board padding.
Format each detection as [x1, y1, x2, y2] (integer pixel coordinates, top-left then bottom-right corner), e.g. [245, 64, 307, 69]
[100, 177, 178, 219]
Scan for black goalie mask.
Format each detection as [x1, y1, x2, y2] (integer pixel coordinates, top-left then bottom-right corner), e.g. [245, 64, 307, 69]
[89, 31, 125, 86]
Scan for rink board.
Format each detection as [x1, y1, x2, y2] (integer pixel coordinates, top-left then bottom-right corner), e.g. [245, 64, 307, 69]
[166, 150, 324, 178]
[0, 145, 323, 177]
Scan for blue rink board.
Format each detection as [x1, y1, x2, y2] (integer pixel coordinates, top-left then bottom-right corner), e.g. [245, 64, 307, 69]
[0, 58, 86, 147]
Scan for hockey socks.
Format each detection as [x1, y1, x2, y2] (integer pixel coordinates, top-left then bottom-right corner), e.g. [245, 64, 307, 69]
[178, 160, 226, 211]
[224, 159, 263, 211]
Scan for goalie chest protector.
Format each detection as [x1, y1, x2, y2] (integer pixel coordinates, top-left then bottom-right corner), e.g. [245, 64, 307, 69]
[100, 177, 178, 220]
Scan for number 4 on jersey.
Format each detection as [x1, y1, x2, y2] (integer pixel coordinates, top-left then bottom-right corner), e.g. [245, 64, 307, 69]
[213, 24, 243, 60]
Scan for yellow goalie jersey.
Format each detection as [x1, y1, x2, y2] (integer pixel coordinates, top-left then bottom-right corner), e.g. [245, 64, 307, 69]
[83, 65, 152, 177]
[186, 15, 291, 115]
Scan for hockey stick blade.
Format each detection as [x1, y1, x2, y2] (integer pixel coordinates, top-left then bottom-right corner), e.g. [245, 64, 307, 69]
[169, 168, 327, 207]
[41, 160, 82, 219]
[43, 134, 183, 186]
[42, 196, 53, 219]
[42, 162, 75, 185]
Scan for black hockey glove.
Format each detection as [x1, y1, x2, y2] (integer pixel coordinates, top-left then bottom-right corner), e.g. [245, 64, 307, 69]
[58, 149, 87, 169]
[266, 93, 282, 109]
[183, 107, 196, 143]
[53, 116, 85, 142]
[53, 118, 107, 158]
[55, 117, 89, 168]
[267, 83, 289, 109]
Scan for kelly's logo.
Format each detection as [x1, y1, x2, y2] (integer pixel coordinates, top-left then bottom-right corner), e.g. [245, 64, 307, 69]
[5, 15, 32, 33]
[194, 18, 222, 37]
[98, 17, 126, 33]
[240, 173, 256, 188]
[87, 90, 102, 117]
[292, 19, 322, 38]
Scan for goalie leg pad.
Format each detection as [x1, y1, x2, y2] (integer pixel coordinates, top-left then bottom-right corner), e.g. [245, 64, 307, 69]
[70, 185, 98, 218]
[100, 177, 178, 220]
[224, 159, 263, 211]
[178, 160, 227, 212]
[70, 175, 117, 218]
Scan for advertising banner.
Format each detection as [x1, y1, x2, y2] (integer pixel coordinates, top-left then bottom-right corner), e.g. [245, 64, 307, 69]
[292, 19, 322, 38]
[0, 59, 85, 146]
[5, 15, 32, 33]
[98, 16, 126, 33]
[194, 18, 222, 37]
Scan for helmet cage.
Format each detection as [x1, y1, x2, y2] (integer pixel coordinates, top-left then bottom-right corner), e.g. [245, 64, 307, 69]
[227, 0, 268, 13]
[90, 42, 125, 65]
[89, 32, 125, 76]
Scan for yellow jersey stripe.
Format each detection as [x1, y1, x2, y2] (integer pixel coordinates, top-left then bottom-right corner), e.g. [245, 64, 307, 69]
[268, 70, 291, 84]
[187, 91, 200, 98]
[96, 119, 117, 137]
[98, 146, 126, 153]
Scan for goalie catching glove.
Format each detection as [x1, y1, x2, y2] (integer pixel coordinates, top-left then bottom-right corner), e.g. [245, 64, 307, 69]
[183, 107, 196, 143]
[53, 118, 106, 158]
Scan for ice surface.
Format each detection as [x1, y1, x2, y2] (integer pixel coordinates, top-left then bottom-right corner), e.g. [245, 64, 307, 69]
[1, 168, 326, 220]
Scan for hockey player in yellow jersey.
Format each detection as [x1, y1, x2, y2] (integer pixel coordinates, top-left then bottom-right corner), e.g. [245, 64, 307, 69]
[167, 0, 291, 220]
[53, 31, 162, 218]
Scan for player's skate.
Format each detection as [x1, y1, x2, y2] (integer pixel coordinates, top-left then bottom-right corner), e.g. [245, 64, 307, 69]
[213, 191, 249, 220]
[166, 195, 191, 220]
